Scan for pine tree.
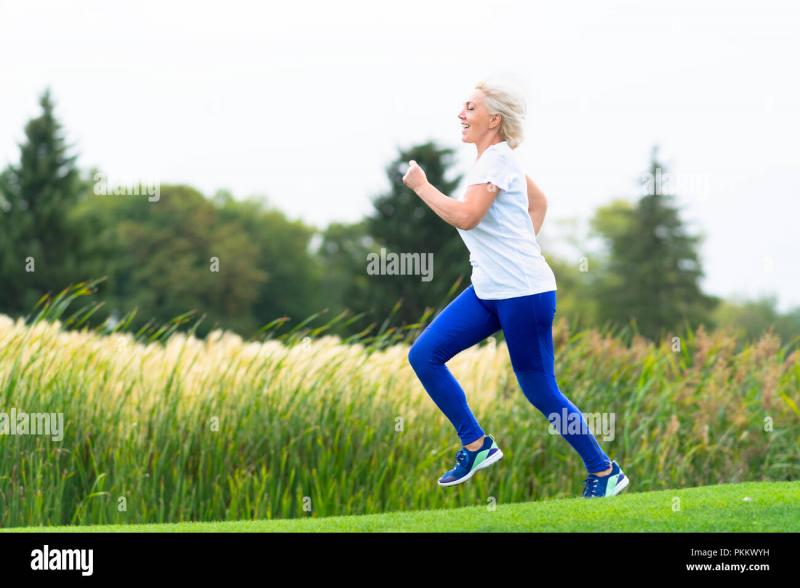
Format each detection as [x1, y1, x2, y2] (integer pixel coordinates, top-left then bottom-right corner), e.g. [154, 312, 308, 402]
[0, 88, 84, 314]
[592, 146, 719, 341]
[365, 141, 471, 327]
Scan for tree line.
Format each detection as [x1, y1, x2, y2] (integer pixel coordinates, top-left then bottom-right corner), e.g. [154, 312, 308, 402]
[1, 89, 797, 345]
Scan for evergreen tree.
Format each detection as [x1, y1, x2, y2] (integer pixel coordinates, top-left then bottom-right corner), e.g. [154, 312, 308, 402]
[0, 88, 84, 314]
[591, 146, 719, 341]
[365, 141, 471, 327]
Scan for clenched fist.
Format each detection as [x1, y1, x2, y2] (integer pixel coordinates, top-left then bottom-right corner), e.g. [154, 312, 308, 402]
[402, 160, 428, 193]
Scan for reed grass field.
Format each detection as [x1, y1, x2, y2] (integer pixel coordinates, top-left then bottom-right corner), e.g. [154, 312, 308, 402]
[1, 288, 798, 529]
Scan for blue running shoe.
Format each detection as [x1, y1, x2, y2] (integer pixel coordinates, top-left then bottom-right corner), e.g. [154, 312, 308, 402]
[582, 460, 630, 498]
[438, 434, 504, 487]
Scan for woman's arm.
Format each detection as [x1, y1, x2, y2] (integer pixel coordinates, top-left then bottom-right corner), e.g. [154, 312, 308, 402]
[413, 181, 498, 230]
[402, 159, 498, 230]
[525, 174, 548, 235]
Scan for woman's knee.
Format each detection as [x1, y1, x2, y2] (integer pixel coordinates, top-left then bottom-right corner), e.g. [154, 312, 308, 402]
[407, 338, 427, 370]
[408, 336, 440, 371]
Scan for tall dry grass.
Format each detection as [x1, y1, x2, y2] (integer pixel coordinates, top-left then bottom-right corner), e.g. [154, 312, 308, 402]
[0, 287, 798, 527]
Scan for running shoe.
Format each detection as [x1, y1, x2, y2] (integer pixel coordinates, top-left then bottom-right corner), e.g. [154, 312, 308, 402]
[438, 433, 504, 487]
[582, 460, 630, 498]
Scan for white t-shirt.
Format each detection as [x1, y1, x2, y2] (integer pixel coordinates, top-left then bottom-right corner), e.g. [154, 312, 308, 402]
[455, 140, 557, 299]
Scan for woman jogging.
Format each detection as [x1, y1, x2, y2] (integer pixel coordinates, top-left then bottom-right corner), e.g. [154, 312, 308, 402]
[402, 79, 629, 498]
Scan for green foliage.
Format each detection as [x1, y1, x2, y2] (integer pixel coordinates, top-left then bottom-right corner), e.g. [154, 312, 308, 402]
[0, 88, 85, 313]
[364, 141, 471, 326]
[213, 191, 325, 334]
[1, 307, 797, 526]
[1, 91, 794, 344]
[589, 147, 719, 341]
[712, 294, 800, 345]
[69, 185, 268, 336]
[315, 220, 376, 334]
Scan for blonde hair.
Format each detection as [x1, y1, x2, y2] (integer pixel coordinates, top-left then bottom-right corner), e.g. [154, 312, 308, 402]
[474, 79, 527, 149]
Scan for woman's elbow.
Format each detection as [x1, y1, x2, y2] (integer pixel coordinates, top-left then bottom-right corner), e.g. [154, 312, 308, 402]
[456, 218, 477, 230]
[460, 213, 484, 230]
[455, 210, 479, 230]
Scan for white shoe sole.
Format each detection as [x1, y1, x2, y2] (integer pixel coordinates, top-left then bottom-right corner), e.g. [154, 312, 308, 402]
[610, 474, 630, 496]
[438, 448, 504, 487]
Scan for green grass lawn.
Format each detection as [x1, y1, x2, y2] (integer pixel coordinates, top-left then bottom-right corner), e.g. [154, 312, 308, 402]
[5, 480, 798, 533]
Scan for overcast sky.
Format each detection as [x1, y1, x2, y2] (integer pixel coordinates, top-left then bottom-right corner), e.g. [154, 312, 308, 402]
[2, 0, 798, 311]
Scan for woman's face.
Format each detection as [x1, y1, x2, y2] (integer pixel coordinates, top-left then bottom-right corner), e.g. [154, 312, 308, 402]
[458, 89, 499, 143]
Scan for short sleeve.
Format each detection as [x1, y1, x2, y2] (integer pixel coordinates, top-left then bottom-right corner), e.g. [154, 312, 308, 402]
[466, 148, 514, 192]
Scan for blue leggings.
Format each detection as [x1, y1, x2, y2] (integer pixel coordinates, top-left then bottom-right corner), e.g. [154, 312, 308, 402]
[408, 284, 611, 474]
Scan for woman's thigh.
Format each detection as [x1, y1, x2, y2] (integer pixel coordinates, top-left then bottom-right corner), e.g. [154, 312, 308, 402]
[495, 290, 557, 374]
[409, 284, 502, 364]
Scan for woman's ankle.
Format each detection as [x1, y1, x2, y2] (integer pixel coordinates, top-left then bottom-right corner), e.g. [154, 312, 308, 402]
[591, 464, 613, 476]
[464, 435, 485, 451]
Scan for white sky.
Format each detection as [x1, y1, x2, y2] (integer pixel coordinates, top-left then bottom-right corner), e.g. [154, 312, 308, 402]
[1, 0, 798, 311]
